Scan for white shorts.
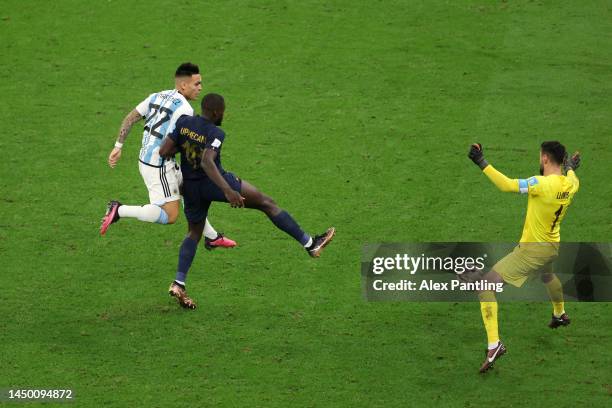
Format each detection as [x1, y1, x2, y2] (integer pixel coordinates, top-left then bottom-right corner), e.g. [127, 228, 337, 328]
[138, 160, 182, 206]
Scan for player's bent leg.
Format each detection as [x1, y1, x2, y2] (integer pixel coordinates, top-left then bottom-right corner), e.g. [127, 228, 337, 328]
[100, 200, 171, 235]
[137, 160, 179, 225]
[123, 204, 169, 223]
[161, 200, 180, 224]
[240, 180, 335, 256]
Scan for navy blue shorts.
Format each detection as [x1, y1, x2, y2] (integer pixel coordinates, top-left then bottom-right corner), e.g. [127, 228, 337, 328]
[182, 172, 242, 223]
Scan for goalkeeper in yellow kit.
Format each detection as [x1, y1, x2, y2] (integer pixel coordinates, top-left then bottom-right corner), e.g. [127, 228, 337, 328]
[468, 141, 581, 373]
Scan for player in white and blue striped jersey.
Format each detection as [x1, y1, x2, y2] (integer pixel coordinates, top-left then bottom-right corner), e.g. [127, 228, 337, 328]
[100, 63, 236, 249]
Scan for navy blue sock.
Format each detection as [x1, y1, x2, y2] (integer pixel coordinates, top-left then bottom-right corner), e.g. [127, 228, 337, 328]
[175, 236, 198, 284]
[268, 210, 311, 246]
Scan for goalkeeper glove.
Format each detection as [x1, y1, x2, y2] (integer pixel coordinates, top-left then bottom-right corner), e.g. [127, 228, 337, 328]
[468, 143, 489, 170]
[563, 151, 581, 172]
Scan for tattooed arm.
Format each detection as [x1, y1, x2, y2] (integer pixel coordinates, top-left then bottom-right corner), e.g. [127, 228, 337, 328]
[108, 109, 143, 168]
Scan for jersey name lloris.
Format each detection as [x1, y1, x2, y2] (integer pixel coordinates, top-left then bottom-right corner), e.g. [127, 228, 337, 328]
[483, 165, 580, 243]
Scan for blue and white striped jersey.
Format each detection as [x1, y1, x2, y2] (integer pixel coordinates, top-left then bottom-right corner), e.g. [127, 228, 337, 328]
[135, 89, 194, 167]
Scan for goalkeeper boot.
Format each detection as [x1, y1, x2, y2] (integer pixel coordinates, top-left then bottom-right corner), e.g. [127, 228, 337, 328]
[168, 282, 197, 310]
[479, 341, 507, 373]
[307, 227, 336, 258]
[100, 201, 121, 235]
[548, 313, 571, 329]
[204, 233, 237, 250]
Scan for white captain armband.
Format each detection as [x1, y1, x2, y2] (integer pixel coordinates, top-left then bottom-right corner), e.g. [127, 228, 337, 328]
[518, 177, 538, 194]
[114, 142, 124, 149]
[211, 138, 222, 148]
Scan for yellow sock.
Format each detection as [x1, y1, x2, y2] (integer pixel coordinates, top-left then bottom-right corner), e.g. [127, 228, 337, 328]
[545, 274, 565, 317]
[479, 291, 499, 345]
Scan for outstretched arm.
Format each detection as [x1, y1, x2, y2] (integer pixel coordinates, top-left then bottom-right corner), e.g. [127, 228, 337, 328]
[201, 149, 245, 207]
[482, 165, 519, 193]
[108, 109, 143, 168]
[468, 143, 519, 193]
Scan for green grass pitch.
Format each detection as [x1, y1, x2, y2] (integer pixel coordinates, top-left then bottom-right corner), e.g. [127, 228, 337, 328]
[1, 0, 611, 406]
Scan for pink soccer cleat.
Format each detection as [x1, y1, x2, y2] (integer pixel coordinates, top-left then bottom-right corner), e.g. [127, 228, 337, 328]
[100, 201, 121, 235]
[204, 233, 237, 250]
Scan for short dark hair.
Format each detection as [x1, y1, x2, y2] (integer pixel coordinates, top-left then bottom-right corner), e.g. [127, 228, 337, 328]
[541, 141, 566, 165]
[175, 62, 199, 77]
[201, 93, 225, 112]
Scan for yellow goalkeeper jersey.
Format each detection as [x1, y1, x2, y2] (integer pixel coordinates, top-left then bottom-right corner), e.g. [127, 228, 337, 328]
[483, 166, 580, 243]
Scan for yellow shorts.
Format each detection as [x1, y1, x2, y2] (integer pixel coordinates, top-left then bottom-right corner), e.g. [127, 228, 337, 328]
[493, 243, 559, 287]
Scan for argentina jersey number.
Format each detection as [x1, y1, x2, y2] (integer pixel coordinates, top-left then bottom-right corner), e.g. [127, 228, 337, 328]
[143, 103, 173, 139]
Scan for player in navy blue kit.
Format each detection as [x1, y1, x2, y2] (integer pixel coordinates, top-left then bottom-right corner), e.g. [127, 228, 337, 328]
[159, 93, 335, 309]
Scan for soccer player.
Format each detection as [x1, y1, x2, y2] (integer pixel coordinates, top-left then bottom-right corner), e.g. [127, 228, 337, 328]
[100, 63, 235, 250]
[159, 93, 336, 309]
[468, 141, 580, 373]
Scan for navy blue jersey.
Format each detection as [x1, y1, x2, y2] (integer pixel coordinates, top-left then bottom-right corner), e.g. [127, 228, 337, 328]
[168, 115, 225, 180]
